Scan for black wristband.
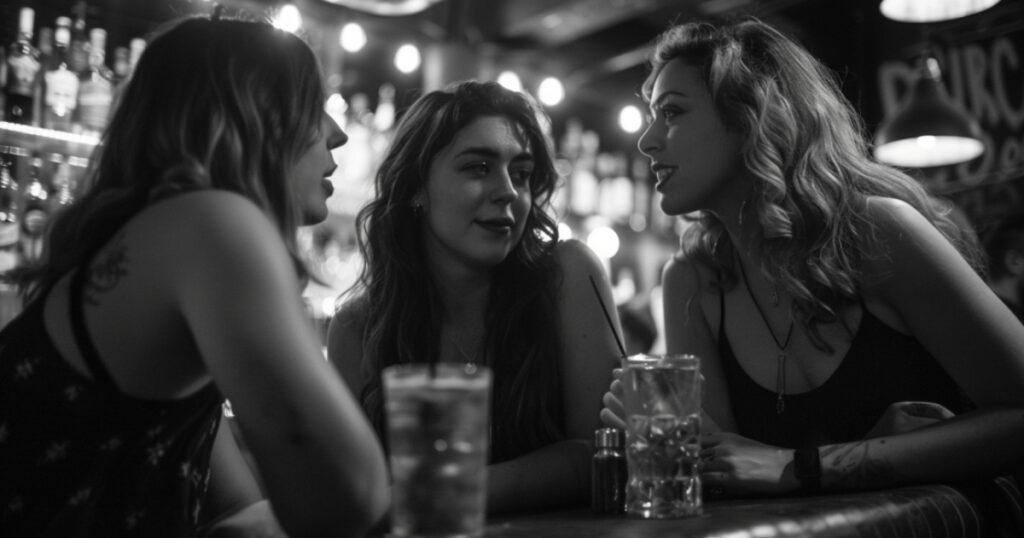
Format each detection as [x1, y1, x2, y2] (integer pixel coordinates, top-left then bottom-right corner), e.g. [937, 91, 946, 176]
[793, 447, 822, 495]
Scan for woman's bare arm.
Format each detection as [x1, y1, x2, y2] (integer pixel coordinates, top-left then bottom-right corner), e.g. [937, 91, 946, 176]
[169, 192, 389, 536]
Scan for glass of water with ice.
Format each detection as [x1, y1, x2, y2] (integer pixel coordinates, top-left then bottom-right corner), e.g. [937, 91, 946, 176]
[621, 354, 702, 518]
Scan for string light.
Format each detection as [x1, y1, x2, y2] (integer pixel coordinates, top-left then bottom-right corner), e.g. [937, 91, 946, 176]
[538, 77, 564, 106]
[394, 43, 421, 73]
[497, 71, 523, 93]
[618, 105, 643, 134]
[272, 3, 302, 33]
[340, 22, 367, 53]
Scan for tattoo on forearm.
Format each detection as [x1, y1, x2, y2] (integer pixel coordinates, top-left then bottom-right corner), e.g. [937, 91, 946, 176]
[84, 235, 130, 306]
[820, 439, 896, 490]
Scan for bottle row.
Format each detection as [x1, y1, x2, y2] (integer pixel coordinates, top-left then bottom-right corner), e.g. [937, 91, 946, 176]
[0, 148, 82, 274]
[1, 3, 146, 135]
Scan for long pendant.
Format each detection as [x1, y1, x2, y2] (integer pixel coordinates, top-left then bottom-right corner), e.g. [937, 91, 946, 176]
[775, 352, 786, 414]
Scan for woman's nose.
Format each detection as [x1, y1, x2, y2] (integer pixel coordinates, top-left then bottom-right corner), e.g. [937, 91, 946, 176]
[492, 172, 518, 203]
[637, 123, 660, 157]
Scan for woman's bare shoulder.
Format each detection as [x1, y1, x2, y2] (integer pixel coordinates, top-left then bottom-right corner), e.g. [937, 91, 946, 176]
[551, 238, 602, 270]
[332, 295, 369, 331]
[663, 251, 715, 295]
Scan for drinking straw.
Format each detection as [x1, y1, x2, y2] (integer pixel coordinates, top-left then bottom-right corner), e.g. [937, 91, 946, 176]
[588, 275, 628, 358]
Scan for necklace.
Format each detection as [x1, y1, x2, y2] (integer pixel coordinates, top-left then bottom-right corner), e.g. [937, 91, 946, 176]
[735, 253, 794, 414]
[446, 331, 481, 365]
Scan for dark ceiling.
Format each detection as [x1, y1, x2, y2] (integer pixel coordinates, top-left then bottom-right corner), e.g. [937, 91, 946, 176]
[3, 0, 1018, 152]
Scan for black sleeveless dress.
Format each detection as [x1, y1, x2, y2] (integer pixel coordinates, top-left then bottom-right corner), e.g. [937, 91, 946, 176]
[717, 289, 969, 449]
[0, 265, 223, 537]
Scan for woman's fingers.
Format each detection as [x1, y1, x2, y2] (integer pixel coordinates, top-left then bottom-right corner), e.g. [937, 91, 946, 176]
[609, 378, 624, 398]
[599, 407, 626, 430]
[603, 390, 623, 416]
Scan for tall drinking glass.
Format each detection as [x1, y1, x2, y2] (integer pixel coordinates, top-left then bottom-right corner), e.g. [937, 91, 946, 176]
[621, 354, 702, 518]
[383, 363, 492, 538]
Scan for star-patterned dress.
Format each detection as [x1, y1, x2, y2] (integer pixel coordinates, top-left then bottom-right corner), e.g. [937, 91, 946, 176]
[0, 267, 224, 537]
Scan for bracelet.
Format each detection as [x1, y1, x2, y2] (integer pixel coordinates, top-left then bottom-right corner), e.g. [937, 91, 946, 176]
[793, 446, 822, 494]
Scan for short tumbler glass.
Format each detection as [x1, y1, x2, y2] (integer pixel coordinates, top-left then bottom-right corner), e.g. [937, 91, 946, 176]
[621, 354, 702, 518]
[383, 363, 492, 538]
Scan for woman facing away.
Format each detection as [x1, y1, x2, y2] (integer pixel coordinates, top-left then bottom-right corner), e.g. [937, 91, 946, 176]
[328, 81, 624, 513]
[601, 17, 1024, 497]
[0, 16, 388, 537]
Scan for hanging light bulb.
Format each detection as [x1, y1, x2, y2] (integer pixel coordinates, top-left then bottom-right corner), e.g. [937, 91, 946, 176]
[879, 0, 1000, 22]
[874, 57, 984, 168]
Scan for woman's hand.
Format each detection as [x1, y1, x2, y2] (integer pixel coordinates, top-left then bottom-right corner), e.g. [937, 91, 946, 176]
[599, 368, 625, 430]
[700, 432, 798, 497]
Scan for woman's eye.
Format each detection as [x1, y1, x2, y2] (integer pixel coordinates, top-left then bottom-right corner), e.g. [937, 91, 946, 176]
[463, 163, 489, 177]
[510, 168, 533, 186]
[660, 106, 682, 121]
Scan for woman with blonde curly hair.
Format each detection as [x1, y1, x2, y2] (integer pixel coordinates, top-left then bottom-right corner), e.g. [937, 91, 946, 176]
[602, 16, 1024, 498]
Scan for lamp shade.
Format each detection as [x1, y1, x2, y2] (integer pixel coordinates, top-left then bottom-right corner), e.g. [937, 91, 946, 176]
[321, 0, 443, 16]
[879, 0, 1000, 22]
[874, 58, 984, 168]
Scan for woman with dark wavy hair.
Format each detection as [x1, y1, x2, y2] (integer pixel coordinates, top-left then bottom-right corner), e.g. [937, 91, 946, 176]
[602, 17, 1024, 497]
[328, 80, 622, 513]
[0, 16, 388, 537]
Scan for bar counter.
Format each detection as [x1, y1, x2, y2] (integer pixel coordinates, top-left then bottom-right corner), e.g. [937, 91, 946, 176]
[484, 478, 1024, 537]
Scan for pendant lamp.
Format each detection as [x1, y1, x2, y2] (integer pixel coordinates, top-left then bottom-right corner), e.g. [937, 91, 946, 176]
[880, 0, 1001, 22]
[320, 0, 444, 16]
[873, 57, 984, 168]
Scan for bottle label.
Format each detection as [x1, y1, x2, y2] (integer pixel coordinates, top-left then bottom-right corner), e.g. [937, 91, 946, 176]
[78, 79, 112, 129]
[0, 223, 19, 248]
[0, 249, 17, 273]
[45, 69, 79, 112]
[21, 209, 47, 236]
[69, 45, 89, 74]
[6, 55, 40, 96]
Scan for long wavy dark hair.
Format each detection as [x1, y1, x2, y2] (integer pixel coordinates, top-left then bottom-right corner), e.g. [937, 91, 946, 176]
[13, 16, 325, 298]
[643, 17, 983, 350]
[348, 81, 563, 462]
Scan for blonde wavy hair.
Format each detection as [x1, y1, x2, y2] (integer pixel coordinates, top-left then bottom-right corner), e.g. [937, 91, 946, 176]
[643, 17, 982, 349]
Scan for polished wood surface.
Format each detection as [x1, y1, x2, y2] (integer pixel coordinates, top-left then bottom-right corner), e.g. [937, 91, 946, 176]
[485, 480, 1024, 537]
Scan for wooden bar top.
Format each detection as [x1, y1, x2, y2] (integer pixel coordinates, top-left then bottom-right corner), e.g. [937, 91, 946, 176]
[484, 479, 1024, 538]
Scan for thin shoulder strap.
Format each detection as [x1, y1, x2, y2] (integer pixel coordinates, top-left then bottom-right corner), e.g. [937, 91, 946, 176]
[69, 263, 120, 392]
[717, 271, 726, 339]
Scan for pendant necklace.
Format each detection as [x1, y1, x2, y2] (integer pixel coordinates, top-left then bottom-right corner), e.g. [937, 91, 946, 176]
[735, 253, 794, 414]
[447, 331, 481, 365]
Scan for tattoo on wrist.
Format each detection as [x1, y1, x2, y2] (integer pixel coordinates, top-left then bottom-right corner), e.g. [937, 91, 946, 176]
[85, 234, 130, 306]
[819, 439, 895, 490]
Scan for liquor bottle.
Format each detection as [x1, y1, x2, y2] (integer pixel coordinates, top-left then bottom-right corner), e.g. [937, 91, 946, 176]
[0, 45, 7, 120]
[112, 45, 129, 85]
[19, 155, 47, 264]
[0, 160, 20, 328]
[48, 154, 75, 212]
[128, 37, 145, 76]
[0, 161, 20, 274]
[44, 17, 78, 131]
[4, 8, 41, 124]
[33, 26, 52, 127]
[76, 28, 112, 137]
[67, 1, 90, 77]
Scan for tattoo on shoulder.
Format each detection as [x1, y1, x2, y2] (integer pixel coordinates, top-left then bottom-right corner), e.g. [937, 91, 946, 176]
[84, 234, 131, 306]
[820, 440, 896, 490]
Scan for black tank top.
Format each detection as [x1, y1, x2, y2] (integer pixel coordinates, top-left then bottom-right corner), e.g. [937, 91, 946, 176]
[717, 289, 969, 448]
[0, 266, 223, 537]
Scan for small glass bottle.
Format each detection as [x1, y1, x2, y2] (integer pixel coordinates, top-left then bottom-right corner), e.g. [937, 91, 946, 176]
[591, 427, 627, 515]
